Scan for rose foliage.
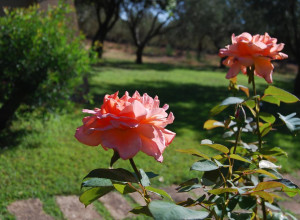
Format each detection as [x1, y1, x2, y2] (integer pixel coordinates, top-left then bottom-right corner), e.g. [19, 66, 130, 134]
[76, 33, 300, 220]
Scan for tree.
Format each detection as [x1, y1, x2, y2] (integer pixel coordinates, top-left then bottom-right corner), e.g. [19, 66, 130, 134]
[239, 0, 300, 96]
[75, 0, 121, 58]
[0, 4, 91, 131]
[122, 0, 179, 64]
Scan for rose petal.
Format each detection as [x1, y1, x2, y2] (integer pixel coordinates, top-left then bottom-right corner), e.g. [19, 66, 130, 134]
[100, 129, 142, 160]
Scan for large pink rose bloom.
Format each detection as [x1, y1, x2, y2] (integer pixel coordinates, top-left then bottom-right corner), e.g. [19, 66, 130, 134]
[75, 91, 175, 162]
[219, 32, 288, 83]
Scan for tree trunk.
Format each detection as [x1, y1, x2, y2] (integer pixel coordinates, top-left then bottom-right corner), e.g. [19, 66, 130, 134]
[294, 65, 300, 97]
[91, 29, 107, 58]
[196, 40, 203, 61]
[136, 46, 144, 64]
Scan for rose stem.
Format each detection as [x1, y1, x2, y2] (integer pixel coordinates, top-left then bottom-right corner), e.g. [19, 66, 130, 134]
[250, 66, 266, 220]
[129, 158, 150, 203]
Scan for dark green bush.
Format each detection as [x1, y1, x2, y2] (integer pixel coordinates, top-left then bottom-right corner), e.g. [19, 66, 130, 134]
[0, 3, 92, 130]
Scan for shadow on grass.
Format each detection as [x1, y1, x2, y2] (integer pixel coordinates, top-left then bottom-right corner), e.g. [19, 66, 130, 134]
[88, 76, 300, 160]
[95, 59, 224, 72]
[0, 129, 34, 149]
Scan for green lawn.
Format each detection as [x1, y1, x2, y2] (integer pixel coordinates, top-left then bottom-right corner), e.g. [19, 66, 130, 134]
[1, 60, 299, 219]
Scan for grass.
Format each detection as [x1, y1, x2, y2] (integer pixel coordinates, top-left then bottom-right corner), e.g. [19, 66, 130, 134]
[0, 59, 299, 219]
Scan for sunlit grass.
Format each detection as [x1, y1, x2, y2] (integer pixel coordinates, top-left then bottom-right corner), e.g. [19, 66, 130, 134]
[0, 60, 299, 219]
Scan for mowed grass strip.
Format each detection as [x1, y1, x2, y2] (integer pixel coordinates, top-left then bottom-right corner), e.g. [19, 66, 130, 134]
[0, 60, 299, 219]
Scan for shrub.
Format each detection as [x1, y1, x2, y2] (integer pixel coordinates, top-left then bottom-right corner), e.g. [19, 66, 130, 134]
[0, 3, 92, 130]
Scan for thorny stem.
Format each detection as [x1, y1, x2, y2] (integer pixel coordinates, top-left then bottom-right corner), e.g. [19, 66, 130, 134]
[129, 158, 151, 204]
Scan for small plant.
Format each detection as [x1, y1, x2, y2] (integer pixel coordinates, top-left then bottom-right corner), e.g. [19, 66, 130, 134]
[76, 33, 300, 219]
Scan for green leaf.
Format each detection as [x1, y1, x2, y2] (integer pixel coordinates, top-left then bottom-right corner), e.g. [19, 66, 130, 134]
[202, 170, 222, 186]
[265, 86, 299, 103]
[244, 99, 255, 108]
[149, 201, 209, 220]
[238, 196, 256, 210]
[278, 113, 300, 132]
[259, 112, 276, 124]
[203, 119, 224, 130]
[210, 104, 228, 116]
[79, 186, 114, 207]
[178, 184, 202, 192]
[267, 212, 289, 220]
[191, 160, 219, 172]
[271, 179, 299, 189]
[83, 168, 138, 183]
[110, 150, 120, 167]
[209, 188, 238, 195]
[130, 206, 152, 217]
[255, 169, 278, 179]
[140, 169, 150, 187]
[81, 178, 112, 188]
[199, 143, 229, 154]
[261, 95, 280, 106]
[176, 149, 210, 160]
[259, 123, 272, 137]
[145, 186, 173, 201]
[229, 212, 252, 220]
[113, 183, 136, 194]
[220, 97, 244, 106]
[230, 154, 251, 163]
[259, 147, 288, 157]
[250, 191, 274, 203]
[145, 172, 158, 179]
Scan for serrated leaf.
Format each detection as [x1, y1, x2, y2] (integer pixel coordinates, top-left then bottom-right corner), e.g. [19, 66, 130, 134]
[261, 95, 280, 106]
[203, 119, 224, 130]
[113, 183, 136, 194]
[145, 186, 173, 201]
[149, 201, 209, 220]
[278, 112, 300, 132]
[176, 149, 210, 160]
[220, 97, 244, 106]
[230, 154, 252, 163]
[209, 188, 238, 195]
[83, 168, 138, 183]
[191, 160, 219, 172]
[81, 178, 112, 188]
[79, 186, 114, 207]
[199, 143, 229, 154]
[265, 86, 299, 103]
[259, 112, 276, 124]
[210, 104, 228, 116]
[130, 206, 152, 217]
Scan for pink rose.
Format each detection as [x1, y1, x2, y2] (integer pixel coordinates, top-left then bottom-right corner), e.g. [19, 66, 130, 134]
[75, 91, 175, 162]
[219, 32, 288, 83]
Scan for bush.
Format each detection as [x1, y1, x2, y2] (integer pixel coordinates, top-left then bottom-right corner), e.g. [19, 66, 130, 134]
[0, 3, 92, 130]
